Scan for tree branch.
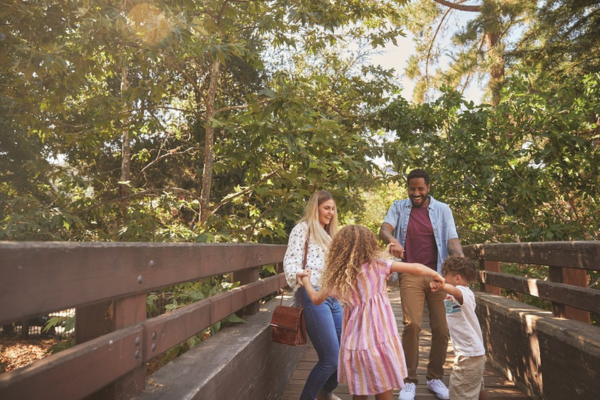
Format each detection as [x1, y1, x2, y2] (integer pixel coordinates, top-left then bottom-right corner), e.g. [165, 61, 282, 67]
[433, 0, 481, 12]
[122, 106, 195, 115]
[461, 35, 485, 94]
[74, 188, 199, 214]
[141, 146, 198, 175]
[168, 58, 207, 104]
[217, 0, 232, 22]
[559, 8, 600, 41]
[153, 106, 196, 114]
[214, 98, 269, 114]
[426, 6, 454, 79]
[246, 208, 269, 242]
[211, 170, 279, 214]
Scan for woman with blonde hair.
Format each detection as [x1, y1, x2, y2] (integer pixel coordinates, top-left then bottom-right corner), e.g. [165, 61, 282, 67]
[283, 190, 342, 400]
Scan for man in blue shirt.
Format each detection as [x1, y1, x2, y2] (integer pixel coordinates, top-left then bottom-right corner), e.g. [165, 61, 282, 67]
[379, 169, 464, 400]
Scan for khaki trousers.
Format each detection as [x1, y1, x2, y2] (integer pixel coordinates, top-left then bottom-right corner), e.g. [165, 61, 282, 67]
[399, 273, 449, 384]
[449, 355, 485, 400]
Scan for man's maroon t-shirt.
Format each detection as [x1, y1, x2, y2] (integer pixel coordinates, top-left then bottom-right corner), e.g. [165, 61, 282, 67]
[405, 206, 438, 271]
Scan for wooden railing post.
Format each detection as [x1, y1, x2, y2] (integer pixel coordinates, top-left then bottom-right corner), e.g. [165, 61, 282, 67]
[479, 259, 501, 295]
[20, 319, 30, 339]
[233, 267, 260, 315]
[76, 293, 147, 400]
[548, 266, 590, 323]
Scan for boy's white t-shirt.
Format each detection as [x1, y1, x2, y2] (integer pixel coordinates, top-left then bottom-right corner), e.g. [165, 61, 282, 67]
[444, 285, 485, 357]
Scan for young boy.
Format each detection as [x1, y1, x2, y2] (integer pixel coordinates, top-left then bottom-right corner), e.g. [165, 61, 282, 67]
[431, 256, 489, 400]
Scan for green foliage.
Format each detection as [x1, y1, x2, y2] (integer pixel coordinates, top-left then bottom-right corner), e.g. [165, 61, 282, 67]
[261, 264, 277, 276]
[345, 181, 401, 234]
[1, 0, 404, 245]
[42, 315, 76, 335]
[146, 293, 161, 317]
[42, 315, 77, 356]
[46, 338, 76, 355]
[380, 71, 600, 244]
[164, 279, 241, 312]
[501, 263, 552, 311]
[514, 0, 600, 78]
[378, 67, 599, 324]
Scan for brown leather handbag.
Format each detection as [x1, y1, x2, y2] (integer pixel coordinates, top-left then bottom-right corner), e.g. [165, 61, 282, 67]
[270, 229, 309, 346]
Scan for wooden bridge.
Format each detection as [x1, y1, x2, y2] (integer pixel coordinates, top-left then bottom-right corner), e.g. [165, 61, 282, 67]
[1, 241, 599, 400]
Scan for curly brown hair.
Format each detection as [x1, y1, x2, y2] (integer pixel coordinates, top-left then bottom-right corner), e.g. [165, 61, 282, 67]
[320, 225, 383, 300]
[441, 256, 478, 283]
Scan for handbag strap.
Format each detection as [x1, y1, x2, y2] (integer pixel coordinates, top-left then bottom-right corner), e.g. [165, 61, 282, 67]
[280, 228, 310, 307]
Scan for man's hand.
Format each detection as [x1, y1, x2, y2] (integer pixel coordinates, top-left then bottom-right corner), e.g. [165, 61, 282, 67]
[386, 241, 405, 259]
[379, 223, 404, 258]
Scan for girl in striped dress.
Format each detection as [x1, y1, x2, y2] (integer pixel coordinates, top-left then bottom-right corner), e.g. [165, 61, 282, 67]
[298, 225, 445, 400]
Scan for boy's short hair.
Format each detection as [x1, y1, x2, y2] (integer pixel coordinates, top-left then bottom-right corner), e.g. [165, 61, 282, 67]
[442, 256, 478, 283]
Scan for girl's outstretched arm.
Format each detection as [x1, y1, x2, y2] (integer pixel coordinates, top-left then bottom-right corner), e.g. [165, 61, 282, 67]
[390, 260, 445, 285]
[298, 272, 328, 305]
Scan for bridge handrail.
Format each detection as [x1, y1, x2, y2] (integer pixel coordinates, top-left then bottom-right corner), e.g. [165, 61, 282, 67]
[0, 242, 286, 325]
[463, 240, 600, 323]
[0, 242, 288, 400]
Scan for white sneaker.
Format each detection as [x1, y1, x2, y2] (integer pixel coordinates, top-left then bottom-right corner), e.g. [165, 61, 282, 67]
[399, 382, 416, 400]
[427, 379, 450, 399]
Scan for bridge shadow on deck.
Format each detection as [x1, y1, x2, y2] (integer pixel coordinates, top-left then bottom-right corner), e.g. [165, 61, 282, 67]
[281, 285, 530, 400]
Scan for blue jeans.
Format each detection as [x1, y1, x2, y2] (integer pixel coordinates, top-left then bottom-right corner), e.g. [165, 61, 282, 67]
[296, 287, 343, 400]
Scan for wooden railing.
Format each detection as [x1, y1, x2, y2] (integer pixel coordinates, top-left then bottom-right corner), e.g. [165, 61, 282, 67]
[0, 242, 287, 400]
[463, 241, 600, 400]
[2, 240, 598, 400]
[464, 241, 600, 323]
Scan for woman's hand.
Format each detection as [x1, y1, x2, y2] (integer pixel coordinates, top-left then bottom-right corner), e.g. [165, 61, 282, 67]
[296, 270, 311, 286]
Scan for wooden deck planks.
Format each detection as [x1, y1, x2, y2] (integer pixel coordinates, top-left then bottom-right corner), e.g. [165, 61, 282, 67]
[281, 286, 530, 399]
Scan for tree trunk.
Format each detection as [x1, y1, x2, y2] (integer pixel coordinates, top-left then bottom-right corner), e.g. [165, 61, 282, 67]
[119, 65, 131, 222]
[120, 67, 131, 186]
[199, 58, 221, 224]
[484, 31, 505, 106]
[433, 0, 506, 105]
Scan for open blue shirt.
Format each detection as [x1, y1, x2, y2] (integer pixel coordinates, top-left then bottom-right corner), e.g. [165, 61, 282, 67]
[383, 196, 459, 274]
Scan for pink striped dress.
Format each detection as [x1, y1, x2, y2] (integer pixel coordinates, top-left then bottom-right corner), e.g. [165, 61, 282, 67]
[337, 258, 407, 395]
